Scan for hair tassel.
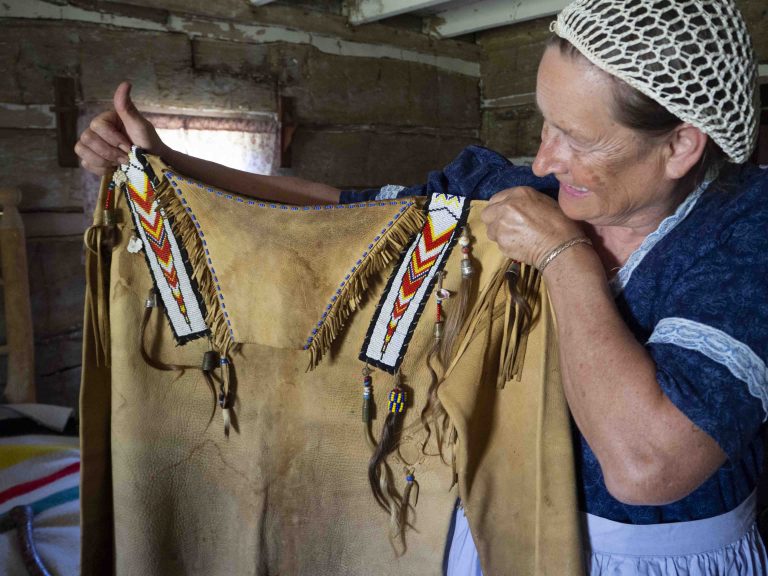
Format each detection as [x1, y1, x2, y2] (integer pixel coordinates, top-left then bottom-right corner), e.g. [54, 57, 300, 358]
[420, 273, 452, 456]
[368, 372, 407, 513]
[419, 228, 475, 458]
[440, 227, 474, 365]
[393, 470, 419, 554]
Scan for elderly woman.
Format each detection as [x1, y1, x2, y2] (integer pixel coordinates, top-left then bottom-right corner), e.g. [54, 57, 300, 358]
[461, 0, 767, 573]
[75, 0, 766, 573]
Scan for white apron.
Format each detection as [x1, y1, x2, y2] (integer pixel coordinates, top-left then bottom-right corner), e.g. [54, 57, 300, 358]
[447, 491, 768, 575]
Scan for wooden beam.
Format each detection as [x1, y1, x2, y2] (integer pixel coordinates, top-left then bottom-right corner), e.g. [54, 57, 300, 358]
[428, 0, 570, 38]
[5, 0, 481, 77]
[348, 0, 450, 26]
[51, 77, 79, 168]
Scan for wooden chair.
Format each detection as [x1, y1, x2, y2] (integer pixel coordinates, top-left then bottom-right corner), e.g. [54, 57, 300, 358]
[0, 187, 35, 404]
[0, 188, 50, 576]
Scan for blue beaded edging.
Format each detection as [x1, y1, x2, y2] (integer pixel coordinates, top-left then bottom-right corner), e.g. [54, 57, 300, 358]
[165, 171, 414, 349]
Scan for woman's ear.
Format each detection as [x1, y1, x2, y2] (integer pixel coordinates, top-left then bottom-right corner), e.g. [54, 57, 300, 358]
[664, 124, 708, 180]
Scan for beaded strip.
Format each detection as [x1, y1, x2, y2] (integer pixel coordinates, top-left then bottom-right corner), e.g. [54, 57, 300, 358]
[359, 193, 469, 373]
[120, 148, 208, 344]
[303, 202, 414, 351]
[166, 173, 239, 343]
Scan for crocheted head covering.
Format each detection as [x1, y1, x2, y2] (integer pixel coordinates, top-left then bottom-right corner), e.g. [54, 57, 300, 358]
[551, 0, 758, 163]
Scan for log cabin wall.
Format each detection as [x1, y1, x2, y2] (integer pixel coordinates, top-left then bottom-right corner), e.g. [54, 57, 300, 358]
[0, 0, 482, 409]
[3, 0, 764, 409]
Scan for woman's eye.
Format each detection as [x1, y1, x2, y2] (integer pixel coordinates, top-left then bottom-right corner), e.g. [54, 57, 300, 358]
[568, 137, 591, 153]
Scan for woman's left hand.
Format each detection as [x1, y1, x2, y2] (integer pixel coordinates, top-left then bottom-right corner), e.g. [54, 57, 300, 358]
[481, 186, 585, 267]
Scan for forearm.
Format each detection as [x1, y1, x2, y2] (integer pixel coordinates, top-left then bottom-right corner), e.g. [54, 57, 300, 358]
[161, 146, 341, 205]
[542, 246, 724, 503]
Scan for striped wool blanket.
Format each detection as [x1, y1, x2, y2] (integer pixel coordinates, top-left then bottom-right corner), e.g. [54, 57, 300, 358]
[0, 434, 80, 576]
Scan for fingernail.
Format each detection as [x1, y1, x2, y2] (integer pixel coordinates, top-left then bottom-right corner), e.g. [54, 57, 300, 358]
[119, 156, 129, 164]
[118, 143, 130, 153]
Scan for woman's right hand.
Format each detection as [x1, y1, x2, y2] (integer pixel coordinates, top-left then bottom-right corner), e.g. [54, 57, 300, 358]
[75, 81, 167, 175]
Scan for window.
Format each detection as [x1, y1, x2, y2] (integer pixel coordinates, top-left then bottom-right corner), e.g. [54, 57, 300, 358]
[78, 109, 278, 229]
[148, 114, 277, 174]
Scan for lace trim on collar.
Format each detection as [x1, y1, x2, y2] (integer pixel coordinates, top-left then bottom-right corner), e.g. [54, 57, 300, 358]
[610, 180, 710, 297]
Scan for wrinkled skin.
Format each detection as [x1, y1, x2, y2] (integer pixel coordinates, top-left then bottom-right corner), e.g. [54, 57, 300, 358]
[481, 46, 693, 272]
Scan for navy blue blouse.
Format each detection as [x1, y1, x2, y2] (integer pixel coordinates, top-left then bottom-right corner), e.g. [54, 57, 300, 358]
[340, 145, 768, 524]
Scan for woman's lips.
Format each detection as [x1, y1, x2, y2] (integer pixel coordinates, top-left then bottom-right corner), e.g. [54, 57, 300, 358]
[561, 183, 590, 198]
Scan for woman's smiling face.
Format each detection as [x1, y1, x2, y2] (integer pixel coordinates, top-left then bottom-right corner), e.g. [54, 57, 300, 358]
[531, 46, 682, 230]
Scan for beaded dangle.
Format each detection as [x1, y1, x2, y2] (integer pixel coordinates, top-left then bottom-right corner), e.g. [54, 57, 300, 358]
[219, 356, 233, 437]
[458, 227, 474, 279]
[362, 365, 377, 448]
[401, 469, 419, 520]
[388, 385, 406, 415]
[433, 271, 451, 346]
[362, 366, 373, 423]
[404, 472, 418, 504]
[388, 467, 420, 554]
[441, 227, 474, 363]
[102, 178, 121, 251]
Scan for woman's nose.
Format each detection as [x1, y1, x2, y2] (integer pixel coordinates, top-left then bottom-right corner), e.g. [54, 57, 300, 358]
[532, 128, 567, 177]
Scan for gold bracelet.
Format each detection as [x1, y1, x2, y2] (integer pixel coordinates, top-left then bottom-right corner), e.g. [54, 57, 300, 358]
[537, 237, 593, 272]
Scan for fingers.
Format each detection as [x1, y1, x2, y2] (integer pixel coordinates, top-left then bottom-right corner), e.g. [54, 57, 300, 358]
[487, 186, 548, 206]
[480, 200, 500, 230]
[90, 110, 132, 153]
[482, 188, 521, 237]
[77, 128, 129, 164]
[74, 141, 116, 173]
[74, 141, 124, 177]
[480, 187, 559, 263]
[487, 187, 516, 205]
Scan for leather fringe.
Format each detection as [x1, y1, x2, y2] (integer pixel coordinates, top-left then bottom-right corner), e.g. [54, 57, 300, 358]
[443, 260, 540, 383]
[153, 178, 234, 360]
[306, 205, 426, 369]
[498, 261, 538, 387]
[83, 172, 115, 367]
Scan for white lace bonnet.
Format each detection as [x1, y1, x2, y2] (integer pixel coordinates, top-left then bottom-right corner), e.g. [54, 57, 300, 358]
[551, 0, 758, 163]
